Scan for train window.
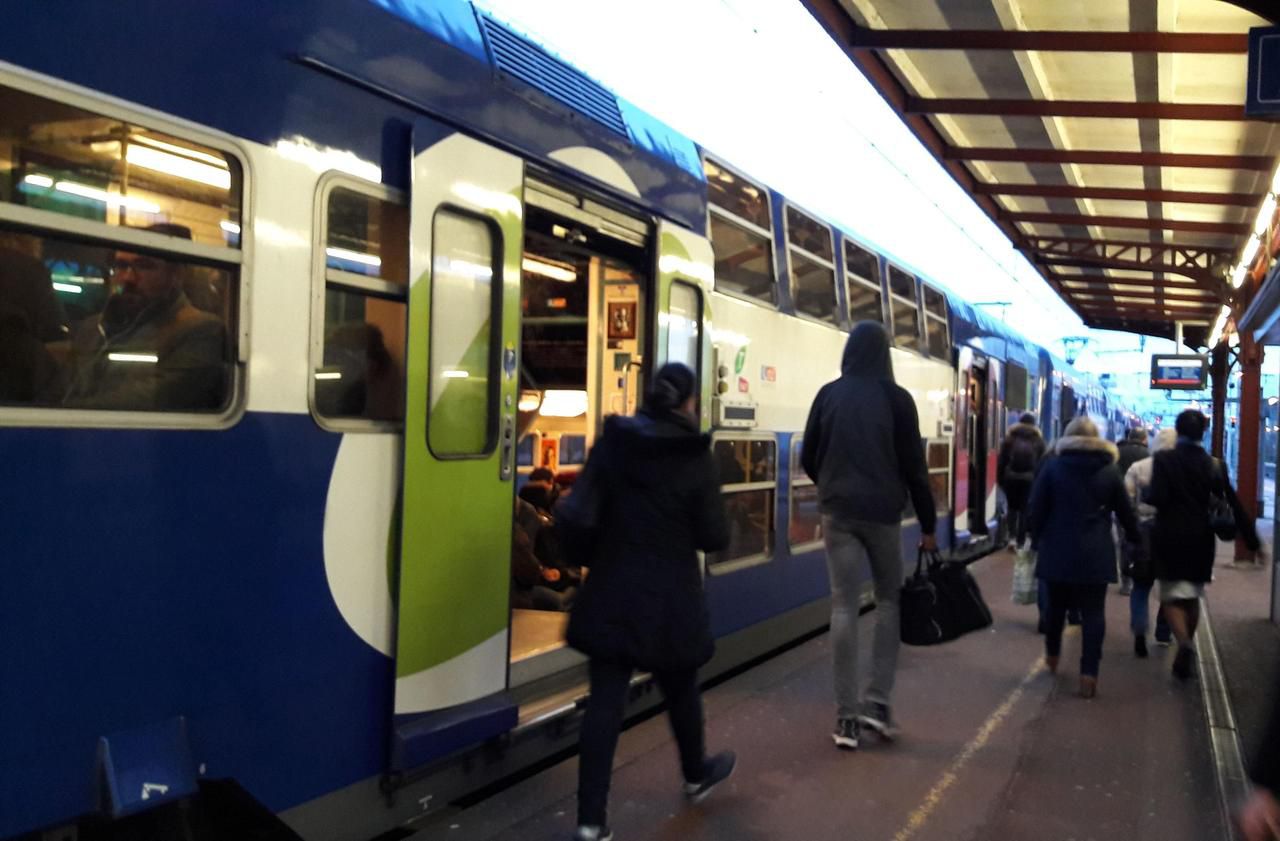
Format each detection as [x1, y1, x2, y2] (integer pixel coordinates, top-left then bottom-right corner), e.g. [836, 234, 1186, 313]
[0, 85, 242, 247]
[847, 277, 883, 326]
[666, 280, 702, 375]
[708, 214, 775, 305]
[0, 83, 243, 421]
[887, 267, 921, 351]
[709, 436, 777, 570]
[427, 210, 499, 457]
[927, 438, 952, 514]
[704, 157, 771, 230]
[785, 206, 833, 262]
[844, 241, 878, 284]
[313, 181, 408, 428]
[921, 283, 949, 359]
[923, 286, 947, 318]
[789, 436, 822, 549]
[1006, 362, 1028, 412]
[785, 205, 837, 324]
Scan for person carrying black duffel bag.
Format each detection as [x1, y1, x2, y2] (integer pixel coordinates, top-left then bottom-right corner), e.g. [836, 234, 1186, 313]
[1027, 416, 1141, 699]
[900, 549, 993, 646]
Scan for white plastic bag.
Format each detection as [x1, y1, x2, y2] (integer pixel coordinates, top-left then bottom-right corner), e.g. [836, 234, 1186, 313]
[1011, 547, 1037, 605]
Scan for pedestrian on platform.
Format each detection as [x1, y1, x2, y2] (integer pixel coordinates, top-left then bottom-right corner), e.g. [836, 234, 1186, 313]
[1114, 428, 1151, 595]
[1027, 416, 1140, 698]
[801, 321, 936, 749]
[1238, 675, 1280, 840]
[559, 362, 736, 841]
[997, 411, 1046, 550]
[1147, 409, 1258, 681]
[1122, 428, 1175, 656]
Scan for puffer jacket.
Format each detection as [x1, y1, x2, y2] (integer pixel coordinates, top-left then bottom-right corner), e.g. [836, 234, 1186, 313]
[1028, 433, 1139, 584]
[561, 409, 729, 671]
[1124, 428, 1177, 522]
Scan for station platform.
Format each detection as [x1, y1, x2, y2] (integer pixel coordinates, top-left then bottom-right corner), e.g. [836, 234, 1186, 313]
[412, 550, 1276, 841]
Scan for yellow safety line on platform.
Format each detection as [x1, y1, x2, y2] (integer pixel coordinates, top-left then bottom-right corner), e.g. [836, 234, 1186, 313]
[891, 658, 1046, 841]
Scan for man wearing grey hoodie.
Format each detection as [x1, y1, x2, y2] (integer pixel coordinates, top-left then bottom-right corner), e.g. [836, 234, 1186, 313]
[802, 321, 936, 751]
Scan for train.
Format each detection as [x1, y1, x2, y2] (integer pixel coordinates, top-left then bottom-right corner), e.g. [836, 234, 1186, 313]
[0, 2, 1134, 838]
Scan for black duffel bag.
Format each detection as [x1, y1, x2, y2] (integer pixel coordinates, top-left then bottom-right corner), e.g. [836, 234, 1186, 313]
[900, 549, 994, 646]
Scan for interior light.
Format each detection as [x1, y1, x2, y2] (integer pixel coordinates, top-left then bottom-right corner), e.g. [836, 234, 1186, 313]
[129, 134, 229, 169]
[51, 281, 82, 294]
[1255, 193, 1277, 237]
[439, 258, 494, 281]
[1271, 166, 1280, 196]
[54, 180, 160, 214]
[126, 144, 231, 189]
[107, 352, 158, 364]
[327, 247, 381, 268]
[23, 173, 53, 188]
[1241, 235, 1262, 268]
[314, 371, 342, 381]
[518, 390, 542, 412]
[1232, 264, 1248, 289]
[219, 220, 241, 235]
[522, 256, 577, 282]
[538, 389, 588, 417]
[441, 369, 470, 379]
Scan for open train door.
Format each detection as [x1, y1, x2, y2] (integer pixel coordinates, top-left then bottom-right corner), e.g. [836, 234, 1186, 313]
[654, 220, 716, 428]
[390, 132, 524, 771]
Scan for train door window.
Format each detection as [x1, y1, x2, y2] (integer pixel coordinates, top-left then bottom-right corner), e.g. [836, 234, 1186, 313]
[789, 436, 822, 551]
[922, 284, 949, 360]
[427, 210, 499, 457]
[710, 435, 777, 571]
[667, 280, 702, 375]
[784, 205, 837, 324]
[887, 266, 921, 352]
[927, 439, 952, 515]
[312, 178, 408, 428]
[0, 81, 244, 421]
[844, 240, 883, 326]
[703, 157, 775, 306]
[1006, 362, 1028, 413]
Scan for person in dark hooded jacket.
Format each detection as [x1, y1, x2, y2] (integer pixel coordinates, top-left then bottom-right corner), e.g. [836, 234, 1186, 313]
[1028, 416, 1140, 698]
[997, 411, 1046, 549]
[802, 321, 935, 749]
[559, 363, 735, 841]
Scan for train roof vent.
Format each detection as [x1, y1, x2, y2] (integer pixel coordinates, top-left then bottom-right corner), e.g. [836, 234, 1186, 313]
[478, 15, 629, 138]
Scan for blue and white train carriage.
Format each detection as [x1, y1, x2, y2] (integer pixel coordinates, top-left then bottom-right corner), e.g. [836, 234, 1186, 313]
[0, 2, 1126, 838]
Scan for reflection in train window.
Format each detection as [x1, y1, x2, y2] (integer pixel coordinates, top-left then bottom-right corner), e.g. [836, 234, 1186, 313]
[790, 436, 822, 549]
[314, 184, 408, 427]
[709, 436, 777, 569]
[709, 214, 775, 306]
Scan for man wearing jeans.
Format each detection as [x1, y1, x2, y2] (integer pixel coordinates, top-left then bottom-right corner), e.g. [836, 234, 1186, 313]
[802, 321, 936, 750]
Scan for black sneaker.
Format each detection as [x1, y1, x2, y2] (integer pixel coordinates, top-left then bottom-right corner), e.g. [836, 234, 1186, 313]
[832, 717, 859, 750]
[683, 751, 736, 803]
[1172, 646, 1196, 681]
[1134, 635, 1148, 658]
[857, 702, 898, 740]
[573, 826, 613, 841]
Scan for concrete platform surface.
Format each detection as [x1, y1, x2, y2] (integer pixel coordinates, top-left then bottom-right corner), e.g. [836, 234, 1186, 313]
[413, 552, 1226, 841]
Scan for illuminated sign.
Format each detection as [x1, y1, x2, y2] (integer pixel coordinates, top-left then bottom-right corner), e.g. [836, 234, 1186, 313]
[1150, 354, 1208, 390]
[1246, 26, 1280, 117]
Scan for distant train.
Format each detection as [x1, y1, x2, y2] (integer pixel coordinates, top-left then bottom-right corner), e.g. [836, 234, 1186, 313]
[0, 2, 1133, 838]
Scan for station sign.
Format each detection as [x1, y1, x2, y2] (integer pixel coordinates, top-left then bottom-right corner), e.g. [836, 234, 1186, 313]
[1150, 354, 1208, 391]
[1246, 25, 1280, 118]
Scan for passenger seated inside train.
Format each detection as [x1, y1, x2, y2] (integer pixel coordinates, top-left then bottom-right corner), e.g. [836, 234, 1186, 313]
[61, 224, 230, 412]
[315, 321, 401, 421]
[518, 466, 560, 513]
[511, 496, 578, 612]
[0, 232, 66, 404]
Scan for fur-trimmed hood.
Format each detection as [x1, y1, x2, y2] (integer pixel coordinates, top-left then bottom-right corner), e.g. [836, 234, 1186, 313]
[1054, 434, 1118, 462]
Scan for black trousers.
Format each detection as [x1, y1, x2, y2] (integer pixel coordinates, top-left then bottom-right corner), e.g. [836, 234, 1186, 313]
[577, 658, 705, 826]
[1043, 582, 1108, 676]
[1004, 480, 1032, 544]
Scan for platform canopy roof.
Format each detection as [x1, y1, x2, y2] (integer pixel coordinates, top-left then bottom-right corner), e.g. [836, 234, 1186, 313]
[802, 0, 1280, 346]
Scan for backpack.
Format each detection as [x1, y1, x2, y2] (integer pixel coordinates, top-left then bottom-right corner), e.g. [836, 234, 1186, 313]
[1005, 436, 1037, 482]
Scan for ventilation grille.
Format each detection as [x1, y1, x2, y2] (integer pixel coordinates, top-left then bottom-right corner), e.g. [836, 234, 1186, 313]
[479, 15, 628, 138]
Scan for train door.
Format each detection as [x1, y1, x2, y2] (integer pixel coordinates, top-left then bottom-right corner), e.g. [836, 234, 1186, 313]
[984, 359, 1003, 530]
[954, 347, 989, 538]
[392, 133, 523, 750]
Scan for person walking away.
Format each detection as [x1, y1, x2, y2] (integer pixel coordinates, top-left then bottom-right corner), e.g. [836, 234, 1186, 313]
[1147, 409, 1259, 681]
[1123, 428, 1174, 656]
[1114, 429, 1151, 595]
[997, 411, 1046, 550]
[802, 321, 936, 749]
[1238, 674, 1280, 840]
[1027, 416, 1140, 698]
[560, 363, 735, 841]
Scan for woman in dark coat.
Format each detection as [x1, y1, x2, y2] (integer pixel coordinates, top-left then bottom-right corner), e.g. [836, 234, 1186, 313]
[1027, 416, 1140, 698]
[558, 363, 735, 841]
[1148, 409, 1258, 680]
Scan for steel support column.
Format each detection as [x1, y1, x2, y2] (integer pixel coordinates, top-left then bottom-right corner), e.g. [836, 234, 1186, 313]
[1212, 344, 1229, 459]
[1237, 334, 1264, 559]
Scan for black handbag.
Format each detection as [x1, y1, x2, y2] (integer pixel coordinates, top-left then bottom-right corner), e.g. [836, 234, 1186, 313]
[900, 549, 994, 646]
[1209, 459, 1237, 541]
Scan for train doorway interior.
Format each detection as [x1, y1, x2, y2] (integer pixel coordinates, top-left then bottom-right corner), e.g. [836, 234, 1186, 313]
[509, 177, 652, 683]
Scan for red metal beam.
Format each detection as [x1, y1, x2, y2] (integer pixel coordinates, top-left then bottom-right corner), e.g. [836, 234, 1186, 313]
[1053, 276, 1221, 291]
[907, 97, 1249, 121]
[847, 29, 1247, 53]
[980, 182, 1262, 206]
[1035, 256, 1217, 285]
[1007, 212, 1250, 235]
[945, 146, 1276, 170]
[1021, 235, 1235, 256]
[1064, 288, 1220, 303]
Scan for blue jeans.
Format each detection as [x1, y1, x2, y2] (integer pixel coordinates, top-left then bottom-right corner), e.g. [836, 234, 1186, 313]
[1130, 582, 1171, 640]
[1044, 582, 1108, 677]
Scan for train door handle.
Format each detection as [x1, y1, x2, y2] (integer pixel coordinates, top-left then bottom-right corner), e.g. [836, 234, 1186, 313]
[499, 414, 515, 480]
